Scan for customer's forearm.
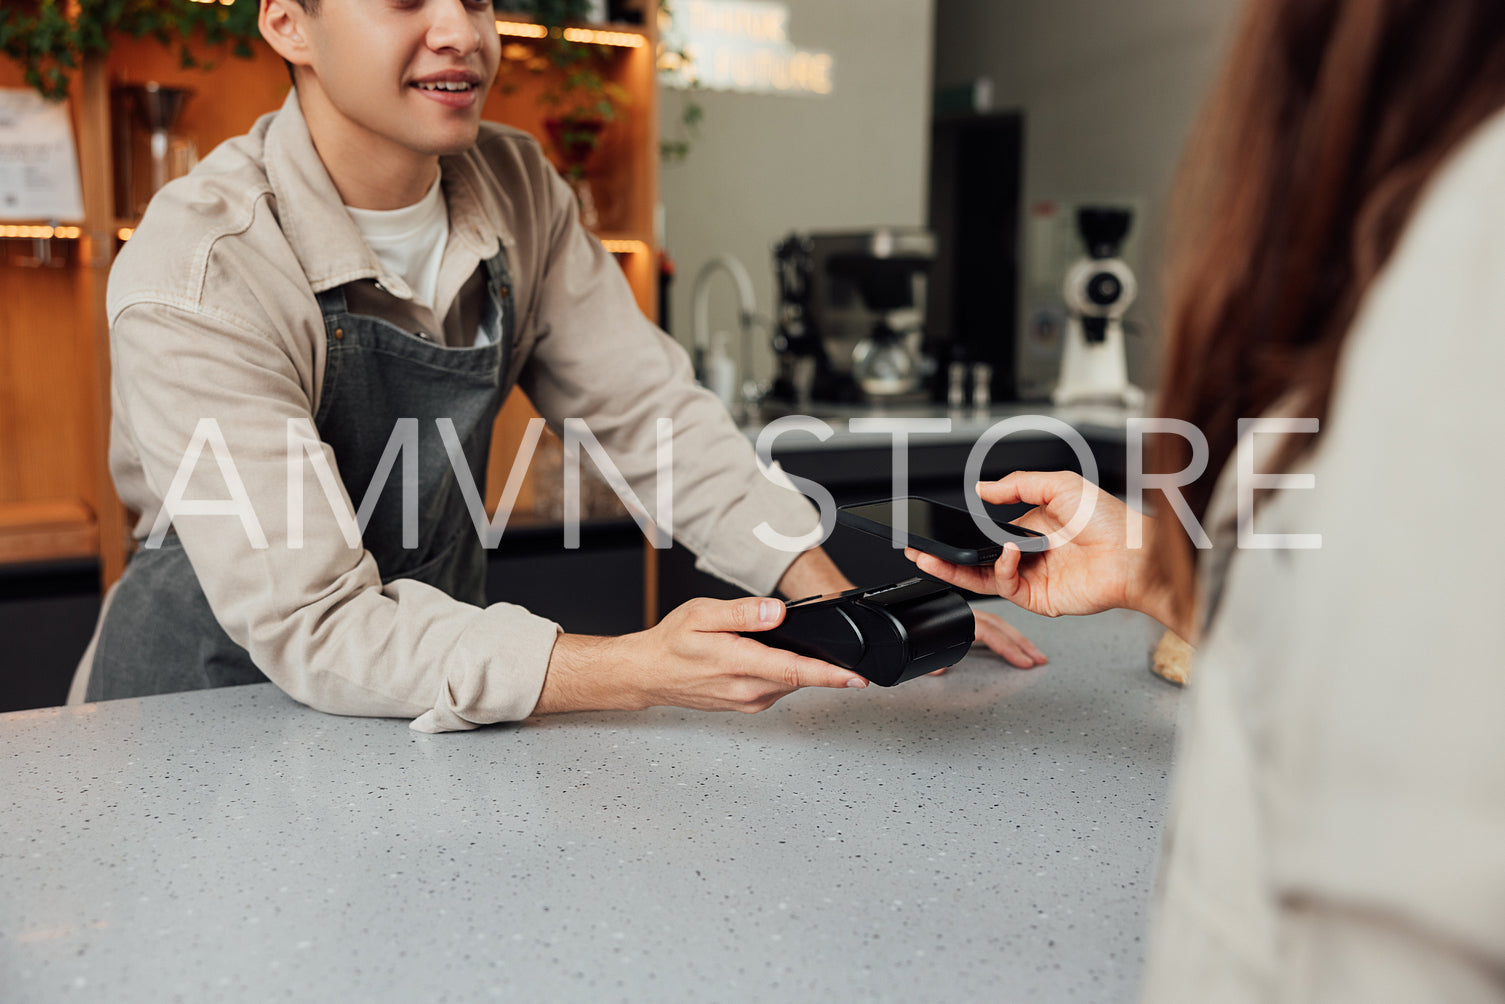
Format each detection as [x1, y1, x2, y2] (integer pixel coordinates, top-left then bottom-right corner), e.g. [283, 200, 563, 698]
[1129, 562, 1197, 642]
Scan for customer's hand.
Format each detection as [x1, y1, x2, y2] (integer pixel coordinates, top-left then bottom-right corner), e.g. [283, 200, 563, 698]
[535, 596, 867, 715]
[905, 471, 1149, 620]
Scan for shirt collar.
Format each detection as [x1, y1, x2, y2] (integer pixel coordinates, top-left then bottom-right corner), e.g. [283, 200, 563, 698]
[263, 89, 504, 297]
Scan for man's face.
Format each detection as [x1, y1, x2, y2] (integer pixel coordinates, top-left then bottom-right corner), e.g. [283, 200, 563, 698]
[294, 0, 501, 160]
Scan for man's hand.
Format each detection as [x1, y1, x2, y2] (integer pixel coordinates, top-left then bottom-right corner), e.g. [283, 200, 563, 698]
[972, 607, 1047, 668]
[534, 595, 868, 715]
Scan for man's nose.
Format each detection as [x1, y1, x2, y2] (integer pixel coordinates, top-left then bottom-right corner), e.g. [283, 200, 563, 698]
[428, 0, 483, 55]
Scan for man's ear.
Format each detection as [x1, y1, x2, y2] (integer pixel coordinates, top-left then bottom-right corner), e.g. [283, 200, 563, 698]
[260, 0, 314, 70]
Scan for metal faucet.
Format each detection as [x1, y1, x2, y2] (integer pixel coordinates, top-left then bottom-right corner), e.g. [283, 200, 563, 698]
[690, 253, 761, 417]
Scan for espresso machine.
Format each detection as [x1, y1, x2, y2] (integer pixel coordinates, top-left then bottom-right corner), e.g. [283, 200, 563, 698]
[771, 229, 937, 406]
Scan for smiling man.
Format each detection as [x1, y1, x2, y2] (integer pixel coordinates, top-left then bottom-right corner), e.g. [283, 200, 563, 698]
[73, 0, 1044, 728]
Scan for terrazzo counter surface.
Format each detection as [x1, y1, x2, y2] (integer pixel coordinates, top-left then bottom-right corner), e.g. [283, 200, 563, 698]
[1, 602, 1179, 1003]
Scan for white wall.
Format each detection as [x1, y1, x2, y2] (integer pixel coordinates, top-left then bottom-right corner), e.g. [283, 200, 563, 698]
[934, 0, 1243, 390]
[658, 0, 935, 388]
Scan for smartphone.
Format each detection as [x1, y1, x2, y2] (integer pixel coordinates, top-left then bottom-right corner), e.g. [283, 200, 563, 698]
[837, 496, 1049, 565]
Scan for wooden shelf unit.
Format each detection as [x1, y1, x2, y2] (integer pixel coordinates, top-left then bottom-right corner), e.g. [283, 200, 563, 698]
[0, 7, 662, 588]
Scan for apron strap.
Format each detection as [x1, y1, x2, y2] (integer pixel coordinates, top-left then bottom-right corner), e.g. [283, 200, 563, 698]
[314, 284, 350, 318]
[480, 249, 512, 300]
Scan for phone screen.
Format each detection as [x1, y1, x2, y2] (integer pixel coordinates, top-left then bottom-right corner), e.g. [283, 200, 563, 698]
[839, 497, 1047, 558]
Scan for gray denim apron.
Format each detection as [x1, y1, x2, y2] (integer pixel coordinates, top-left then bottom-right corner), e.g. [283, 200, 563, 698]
[86, 251, 515, 701]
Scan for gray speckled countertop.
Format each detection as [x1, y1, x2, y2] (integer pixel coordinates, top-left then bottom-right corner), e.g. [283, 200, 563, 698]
[1, 602, 1179, 1003]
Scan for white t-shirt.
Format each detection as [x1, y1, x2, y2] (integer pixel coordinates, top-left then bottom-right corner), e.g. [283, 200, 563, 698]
[346, 173, 491, 347]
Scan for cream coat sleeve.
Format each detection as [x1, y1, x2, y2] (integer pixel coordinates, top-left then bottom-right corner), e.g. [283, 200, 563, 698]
[1254, 111, 1505, 993]
[108, 294, 559, 733]
[1274, 906, 1505, 1004]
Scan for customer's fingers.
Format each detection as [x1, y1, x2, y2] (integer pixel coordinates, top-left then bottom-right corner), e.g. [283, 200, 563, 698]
[904, 548, 999, 594]
[988, 542, 1035, 609]
[977, 470, 1082, 510]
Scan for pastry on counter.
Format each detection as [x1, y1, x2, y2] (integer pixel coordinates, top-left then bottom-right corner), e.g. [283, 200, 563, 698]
[1151, 629, 1194, 686]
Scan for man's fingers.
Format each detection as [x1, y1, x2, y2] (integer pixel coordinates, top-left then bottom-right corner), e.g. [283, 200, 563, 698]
[746, 648, 867, 690]
[688, 595, 785, 634]
[982, 634, 1037, 668]
[975, 609, 1047, 667]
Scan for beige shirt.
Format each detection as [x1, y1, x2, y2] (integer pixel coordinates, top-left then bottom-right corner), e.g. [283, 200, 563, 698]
[1140, 109, 1505, 999]
[83, 92, 819, 732]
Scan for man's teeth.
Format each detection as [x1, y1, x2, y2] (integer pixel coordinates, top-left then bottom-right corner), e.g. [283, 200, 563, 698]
[416, 81, 474, 91]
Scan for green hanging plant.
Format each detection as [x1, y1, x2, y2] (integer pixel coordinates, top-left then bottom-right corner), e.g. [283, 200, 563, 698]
[493, 0, 631, 176]
[655, 0, 703, 163]
[1, 0, 261, 102]
[0, 1, 81, 99]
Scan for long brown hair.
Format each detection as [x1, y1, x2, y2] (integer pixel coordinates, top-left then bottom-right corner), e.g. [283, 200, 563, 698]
[1150, 0, 1505, 611]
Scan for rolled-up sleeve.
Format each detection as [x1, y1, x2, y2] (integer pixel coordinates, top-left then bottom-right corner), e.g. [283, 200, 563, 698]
[109, 299, 560, 732]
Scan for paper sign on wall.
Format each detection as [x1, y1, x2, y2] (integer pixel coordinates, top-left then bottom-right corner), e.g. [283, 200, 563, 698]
[659, 0, 835, 98]
[0, 89, 85, 222]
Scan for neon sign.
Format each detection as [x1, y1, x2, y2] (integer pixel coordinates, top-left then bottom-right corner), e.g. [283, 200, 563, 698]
[659, 0, 835, 98]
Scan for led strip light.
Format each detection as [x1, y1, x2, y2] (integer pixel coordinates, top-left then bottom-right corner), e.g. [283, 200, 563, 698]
[495, 20, 645, 48]
[600, 239, 648, 255]
[495, 20, 549, 39]
[0, 225, 83, 239]
[561, 27, 645, 48]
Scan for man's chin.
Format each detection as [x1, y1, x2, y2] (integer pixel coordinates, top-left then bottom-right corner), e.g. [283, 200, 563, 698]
[425, 121, 483, 158]
[431, 135, 480, 157]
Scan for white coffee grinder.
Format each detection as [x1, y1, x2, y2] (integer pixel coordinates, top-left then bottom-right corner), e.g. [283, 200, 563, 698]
[1052, 207, 1144, 408]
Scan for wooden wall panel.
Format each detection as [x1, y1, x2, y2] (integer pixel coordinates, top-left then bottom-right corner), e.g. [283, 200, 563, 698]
[77, 54, 128, 584]
[481, 16, 660, 517]
[483, 39, 655, 239]
[2, 14, 661, 583]
[0, 57, 103, 565]
[106, 35, 292, 204]
[0, 55, 91, 509]
[0, 261, 92, 504]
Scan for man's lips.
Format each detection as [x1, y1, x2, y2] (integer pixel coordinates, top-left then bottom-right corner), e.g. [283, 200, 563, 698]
[409, 72, 483, 108]
[409, 70, 482, 90]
